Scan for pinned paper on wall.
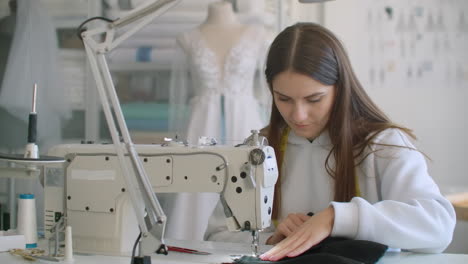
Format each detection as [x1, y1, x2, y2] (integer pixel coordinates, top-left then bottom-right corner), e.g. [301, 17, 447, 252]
[362, 0, 468, 90]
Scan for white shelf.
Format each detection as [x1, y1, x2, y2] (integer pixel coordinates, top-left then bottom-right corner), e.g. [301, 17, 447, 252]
[109, 62, 171, 72]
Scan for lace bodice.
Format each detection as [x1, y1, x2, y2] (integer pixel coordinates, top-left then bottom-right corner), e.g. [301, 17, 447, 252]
[169, 24, 272, 145]
[179, 25, 266, 97]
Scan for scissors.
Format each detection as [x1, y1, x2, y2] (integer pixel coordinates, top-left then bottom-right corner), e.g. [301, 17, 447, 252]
[167, 245, 211, 255]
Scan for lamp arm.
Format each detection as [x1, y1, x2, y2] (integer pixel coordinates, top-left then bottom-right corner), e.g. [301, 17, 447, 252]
[80, 0, 182, 256]
[97, 0, 181, 52]
[82, 38, 162, 233]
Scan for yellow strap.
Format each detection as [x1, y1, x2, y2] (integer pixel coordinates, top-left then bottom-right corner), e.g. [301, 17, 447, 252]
[272, 219, 279, 228]
[279, 127, 290, 155]
[355, 170, 362, 197]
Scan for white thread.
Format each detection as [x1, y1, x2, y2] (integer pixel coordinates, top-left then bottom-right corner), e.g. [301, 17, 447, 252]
[65, 225, 74, 262]
[16, 194, 37, 248]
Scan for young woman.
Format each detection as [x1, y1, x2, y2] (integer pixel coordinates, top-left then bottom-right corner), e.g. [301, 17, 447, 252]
[204, 23, 456, 261]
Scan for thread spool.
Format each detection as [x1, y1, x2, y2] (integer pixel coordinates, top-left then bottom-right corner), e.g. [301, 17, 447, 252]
[17, 194, 37, 248]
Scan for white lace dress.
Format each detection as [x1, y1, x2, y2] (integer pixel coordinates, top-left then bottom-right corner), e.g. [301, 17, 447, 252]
[169, 24, 271, 145]
[164, 24, 272, 241]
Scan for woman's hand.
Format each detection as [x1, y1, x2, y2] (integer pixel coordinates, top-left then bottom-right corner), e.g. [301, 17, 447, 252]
[261, 206, 335, 261]
[266, 213, 311, 245]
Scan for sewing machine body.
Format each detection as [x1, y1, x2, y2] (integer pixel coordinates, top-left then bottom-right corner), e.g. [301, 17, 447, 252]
[43, 142, 278, 256]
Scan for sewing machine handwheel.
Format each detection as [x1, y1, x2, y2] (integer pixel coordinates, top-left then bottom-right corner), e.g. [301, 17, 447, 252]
[249, 149, 265, 165]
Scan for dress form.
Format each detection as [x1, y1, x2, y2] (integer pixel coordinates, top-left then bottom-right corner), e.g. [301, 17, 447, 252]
[198, 1, 248, 74]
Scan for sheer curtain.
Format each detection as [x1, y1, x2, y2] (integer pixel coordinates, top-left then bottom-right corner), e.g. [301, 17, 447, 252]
[0, 0, 73, 232]
[0, 0, 72, 153]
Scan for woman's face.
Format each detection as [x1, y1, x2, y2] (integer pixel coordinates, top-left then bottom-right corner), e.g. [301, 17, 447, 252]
[272, 71, 335, 140]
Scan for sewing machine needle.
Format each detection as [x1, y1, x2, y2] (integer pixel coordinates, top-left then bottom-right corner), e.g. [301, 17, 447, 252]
[251, 230, 259, 258]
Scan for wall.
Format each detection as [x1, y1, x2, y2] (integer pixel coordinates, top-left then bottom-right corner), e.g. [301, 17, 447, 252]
[322, 0, 468, 253]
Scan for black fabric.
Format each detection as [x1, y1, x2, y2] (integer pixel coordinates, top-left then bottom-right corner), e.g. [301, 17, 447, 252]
[234, 237, 388, 264]
[234, 253, 363, 264]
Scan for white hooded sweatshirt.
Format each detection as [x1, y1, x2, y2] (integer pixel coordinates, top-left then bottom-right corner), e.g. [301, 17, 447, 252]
[205, 128, 456, 253]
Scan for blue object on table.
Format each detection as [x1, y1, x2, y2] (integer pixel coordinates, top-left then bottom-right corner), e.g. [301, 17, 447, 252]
[136, 46, 152, 62]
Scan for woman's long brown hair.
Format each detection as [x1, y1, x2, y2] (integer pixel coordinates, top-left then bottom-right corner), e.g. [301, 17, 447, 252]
[264, 23, 415, 219]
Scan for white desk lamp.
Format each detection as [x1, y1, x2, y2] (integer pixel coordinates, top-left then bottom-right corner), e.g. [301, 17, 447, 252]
[79, 0, 181, 260]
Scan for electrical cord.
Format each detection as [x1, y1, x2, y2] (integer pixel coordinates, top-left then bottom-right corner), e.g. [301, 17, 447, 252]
[76, 16, 115, 41]
[130, 231, 142, 264]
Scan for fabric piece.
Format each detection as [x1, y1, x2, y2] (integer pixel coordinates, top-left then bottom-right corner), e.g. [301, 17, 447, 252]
[235, 253, 363, 264]
[234, 237, 388, 264]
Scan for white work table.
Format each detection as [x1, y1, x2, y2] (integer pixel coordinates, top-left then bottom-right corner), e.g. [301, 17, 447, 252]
[1, 239, 468, 264]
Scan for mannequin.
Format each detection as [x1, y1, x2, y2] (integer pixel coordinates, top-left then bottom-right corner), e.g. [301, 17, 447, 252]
[166, 1, 272, 242]
[198, 1, 248, 72]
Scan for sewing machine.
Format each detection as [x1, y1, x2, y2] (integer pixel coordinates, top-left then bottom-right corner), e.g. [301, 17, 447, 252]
[45, 1, 278, 261]
[43, 133, 278, 257]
